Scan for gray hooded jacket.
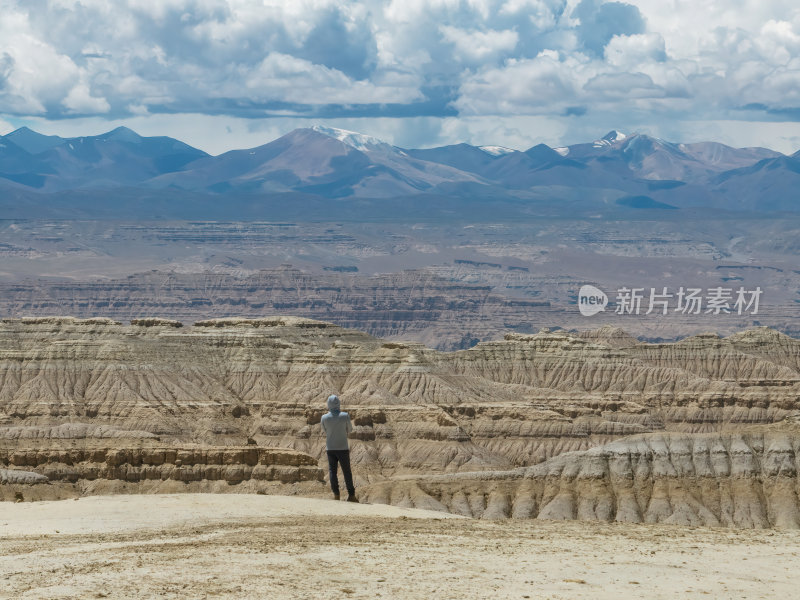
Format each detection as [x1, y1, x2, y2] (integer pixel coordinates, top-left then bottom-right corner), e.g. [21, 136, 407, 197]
[320, 394, 353, 451]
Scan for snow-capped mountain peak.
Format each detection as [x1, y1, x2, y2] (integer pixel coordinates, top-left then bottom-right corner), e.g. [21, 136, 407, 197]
[479, 145, 516, 156]
[310, 125, 392, 152]
[603, 130, 627, 142]
[593, 130, 627, 148]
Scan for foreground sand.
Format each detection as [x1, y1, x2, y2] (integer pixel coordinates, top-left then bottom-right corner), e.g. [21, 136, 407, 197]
[2, 494, 799, 599]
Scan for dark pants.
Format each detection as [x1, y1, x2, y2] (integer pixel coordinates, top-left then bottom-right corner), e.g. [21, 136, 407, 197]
[326, 449, 355, 496]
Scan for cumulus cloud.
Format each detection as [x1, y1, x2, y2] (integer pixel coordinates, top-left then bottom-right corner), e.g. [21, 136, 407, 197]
[440, 26, 519, 63]
[604, 33, 666, 68]
[455, 52, 581, 114]
[242, 52, 421, 104]
[0, 0, 396, 117]
[572, 0, 646, 57]
[62, 82, 111, 114]
[1, 0, 800, 149]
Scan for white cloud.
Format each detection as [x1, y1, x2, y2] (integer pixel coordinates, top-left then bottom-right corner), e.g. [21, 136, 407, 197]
[499, 0, 562, 29]
[62, 83, 111, 114]
[455, 54, 582, 115]
[604, 33, 666, 68]
[439, 26, 519, 62]
[0, 7, 80, 114]
[241, 52, 421, 105]
[1, 0, 800, 149]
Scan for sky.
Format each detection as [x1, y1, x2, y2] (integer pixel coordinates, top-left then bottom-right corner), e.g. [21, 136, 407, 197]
[1, 0, 800, 154]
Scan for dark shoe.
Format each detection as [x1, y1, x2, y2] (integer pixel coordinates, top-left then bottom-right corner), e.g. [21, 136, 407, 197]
[333, 493, 340, 501]
[346, 495, 359, 503]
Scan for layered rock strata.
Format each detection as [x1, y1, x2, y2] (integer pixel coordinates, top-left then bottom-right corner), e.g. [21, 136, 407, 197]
[0, 264, 793, 350]
[0, 268, 549, 350]
[0, 446, 323, 485]
[0, 316, 799, 518]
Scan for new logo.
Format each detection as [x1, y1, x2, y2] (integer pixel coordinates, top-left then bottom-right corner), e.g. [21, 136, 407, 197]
[578, 285, 608, 316]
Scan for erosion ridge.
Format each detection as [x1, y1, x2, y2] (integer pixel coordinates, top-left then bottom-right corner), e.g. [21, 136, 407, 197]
[362, 431, 800, 528]
[1, 316, 800, 526]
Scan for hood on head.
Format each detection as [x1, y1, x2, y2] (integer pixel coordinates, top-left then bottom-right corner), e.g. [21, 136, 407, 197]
[327, 394, 341, 414]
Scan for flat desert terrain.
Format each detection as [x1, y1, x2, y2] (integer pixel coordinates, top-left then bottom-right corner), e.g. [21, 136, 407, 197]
[1, 494, 799, 599]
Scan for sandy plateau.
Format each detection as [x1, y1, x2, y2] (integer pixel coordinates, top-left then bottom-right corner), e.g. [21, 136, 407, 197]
[2, 494, 799, 600]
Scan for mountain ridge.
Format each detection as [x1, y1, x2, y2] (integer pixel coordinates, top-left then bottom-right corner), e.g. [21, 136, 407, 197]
[0, 125, 795, 213]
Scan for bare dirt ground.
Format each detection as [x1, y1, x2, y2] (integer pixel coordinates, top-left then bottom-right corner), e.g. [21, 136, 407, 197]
[1, 494, 799, 599]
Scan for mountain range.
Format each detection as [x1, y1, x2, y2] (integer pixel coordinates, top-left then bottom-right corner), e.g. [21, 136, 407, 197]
[0, 124, 797, 215]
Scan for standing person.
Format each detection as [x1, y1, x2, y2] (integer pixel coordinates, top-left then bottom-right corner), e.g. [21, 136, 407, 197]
[321, 394, 358, 502]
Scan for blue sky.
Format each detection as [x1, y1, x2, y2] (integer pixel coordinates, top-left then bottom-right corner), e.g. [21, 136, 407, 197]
[2, 0, 800, 154]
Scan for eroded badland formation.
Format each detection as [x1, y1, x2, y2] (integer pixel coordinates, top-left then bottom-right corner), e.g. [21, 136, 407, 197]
[2, 316, 800, 529]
